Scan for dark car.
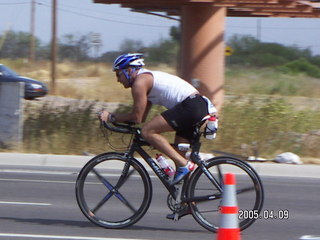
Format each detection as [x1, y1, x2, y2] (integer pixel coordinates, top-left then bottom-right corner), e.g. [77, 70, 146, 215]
[0, 64, 48, 100]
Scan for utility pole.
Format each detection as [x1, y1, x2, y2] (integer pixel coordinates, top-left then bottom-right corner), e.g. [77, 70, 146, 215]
[257, 18, 261, 42]
[51, 0, 57, 94]
[29, 0, 36, 63]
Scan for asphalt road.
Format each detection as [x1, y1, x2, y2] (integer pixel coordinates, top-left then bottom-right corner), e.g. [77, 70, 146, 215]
[0, 163, 319, 240]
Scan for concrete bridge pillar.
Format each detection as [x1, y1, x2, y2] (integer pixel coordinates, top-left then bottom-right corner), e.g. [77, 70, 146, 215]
[180, 5, 226, 111]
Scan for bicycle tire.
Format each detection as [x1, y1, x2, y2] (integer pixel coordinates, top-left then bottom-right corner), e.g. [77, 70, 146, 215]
[187, 156, 264, 232]
[75, 152, 153, 229]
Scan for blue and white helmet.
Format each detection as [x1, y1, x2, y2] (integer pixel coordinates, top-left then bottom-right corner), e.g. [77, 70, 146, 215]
[112, 53, 145, 71]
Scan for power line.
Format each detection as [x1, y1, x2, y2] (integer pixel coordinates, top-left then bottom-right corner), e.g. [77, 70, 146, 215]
[38, 0, 152, 20]
[36, 1, 174, 28]
[0, 2, 28, 5]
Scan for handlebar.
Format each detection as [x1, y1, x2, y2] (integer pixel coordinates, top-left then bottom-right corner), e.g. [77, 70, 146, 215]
[102, 121, 140, 134]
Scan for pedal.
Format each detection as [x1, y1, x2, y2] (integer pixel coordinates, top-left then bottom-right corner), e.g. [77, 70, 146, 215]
[166, 206, 191, 221]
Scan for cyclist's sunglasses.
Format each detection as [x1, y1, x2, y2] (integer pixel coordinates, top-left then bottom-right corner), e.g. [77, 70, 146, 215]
[116, 71, 123, 78]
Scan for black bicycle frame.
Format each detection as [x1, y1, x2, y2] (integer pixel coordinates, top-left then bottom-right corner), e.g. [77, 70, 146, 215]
[125, 133, 178, 198]
[189, 137, 224, 193]
[123, 128, 224, 204]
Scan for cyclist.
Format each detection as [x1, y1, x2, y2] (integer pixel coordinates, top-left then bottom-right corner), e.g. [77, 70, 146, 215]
[99, 53, 217, 186]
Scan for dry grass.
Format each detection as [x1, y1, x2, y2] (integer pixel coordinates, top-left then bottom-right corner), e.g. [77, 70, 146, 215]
[5, 59, 320, 102]
[1, 59, 132, 102]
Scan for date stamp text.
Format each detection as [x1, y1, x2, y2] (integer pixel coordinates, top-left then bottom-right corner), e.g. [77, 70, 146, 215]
[238, 209, 289, 220]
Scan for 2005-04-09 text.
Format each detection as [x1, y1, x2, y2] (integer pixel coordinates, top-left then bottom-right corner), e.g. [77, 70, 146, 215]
[238, 209, 289, 220]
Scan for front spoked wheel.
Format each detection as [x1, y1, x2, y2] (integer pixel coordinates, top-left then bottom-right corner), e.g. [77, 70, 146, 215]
[75, 153, 152, 229]
[187, 156, 264, 232]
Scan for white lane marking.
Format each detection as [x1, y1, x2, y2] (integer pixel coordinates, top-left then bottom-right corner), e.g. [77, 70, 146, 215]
[0, 169, 76, 175]
[0, 233, 144, 240]
[300, 236, 320, 240]
[0, 178, 73, 184]
[0, 201, 51, 206]
[0, 168, 157, 178]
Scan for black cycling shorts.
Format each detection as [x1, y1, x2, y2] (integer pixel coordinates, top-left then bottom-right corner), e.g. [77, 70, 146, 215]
[161, 94, 208, 141]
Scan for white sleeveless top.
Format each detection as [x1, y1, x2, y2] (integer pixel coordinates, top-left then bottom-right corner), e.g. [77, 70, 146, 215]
[137, 68, 198, 109]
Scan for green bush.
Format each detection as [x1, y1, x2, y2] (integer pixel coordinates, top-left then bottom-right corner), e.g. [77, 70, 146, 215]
[278, 58, 320, 78]
[23, 102, 107, 154]
[227, 35, 318, 70]
[248, 53, 287, 67]
[204, 97, 320, 158]
[22, 101, 158, 155]
[18, 98, 320, 159]
[267, 79, 299, 95]
[226, 67, 320, 98]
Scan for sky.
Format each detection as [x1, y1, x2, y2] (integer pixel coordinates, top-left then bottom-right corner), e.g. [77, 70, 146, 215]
[1, 0, 320, 55]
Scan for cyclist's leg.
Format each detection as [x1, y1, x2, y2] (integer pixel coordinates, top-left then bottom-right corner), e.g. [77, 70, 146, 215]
[142, 95, 207, 167]
[173, 135, 190, 163]
[141, 115, 188, 167]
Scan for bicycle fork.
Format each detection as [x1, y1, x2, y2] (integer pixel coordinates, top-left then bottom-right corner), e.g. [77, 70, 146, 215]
[190, 149, 223, 193]
[199, 161, 223, 192]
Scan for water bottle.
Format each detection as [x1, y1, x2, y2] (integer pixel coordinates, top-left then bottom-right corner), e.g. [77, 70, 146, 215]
[205, 115, 218, 140]
[155, 154, 175, 177]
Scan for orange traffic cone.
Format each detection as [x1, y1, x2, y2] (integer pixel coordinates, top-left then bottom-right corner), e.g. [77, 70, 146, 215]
[217, 173, 241, 240]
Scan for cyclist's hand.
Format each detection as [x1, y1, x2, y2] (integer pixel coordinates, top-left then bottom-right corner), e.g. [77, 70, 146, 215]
[98, 110, 110, 122]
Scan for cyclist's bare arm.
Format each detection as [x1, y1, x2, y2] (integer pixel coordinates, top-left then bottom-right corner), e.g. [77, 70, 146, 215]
[99, 73, 152, 124]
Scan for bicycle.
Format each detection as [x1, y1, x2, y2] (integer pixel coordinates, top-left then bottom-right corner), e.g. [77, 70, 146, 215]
[75, 120, 264, 232]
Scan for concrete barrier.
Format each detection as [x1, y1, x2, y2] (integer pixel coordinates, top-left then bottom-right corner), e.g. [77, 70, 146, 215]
[0, 82, 24, 148]
[0, 152, 320, 178]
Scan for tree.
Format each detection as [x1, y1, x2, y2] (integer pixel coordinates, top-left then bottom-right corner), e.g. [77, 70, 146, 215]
[99, 51, 122, 63]
[169, 26, 181, 42]
[0, 31, 40, 59]
[58, 33, 92, 61]
[146, 38, 178, 65]
[99, 39, 145, 64]
[144, 26, 180, 66]
[227, 34, 319, 68]
[119, 39, 144, 53]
